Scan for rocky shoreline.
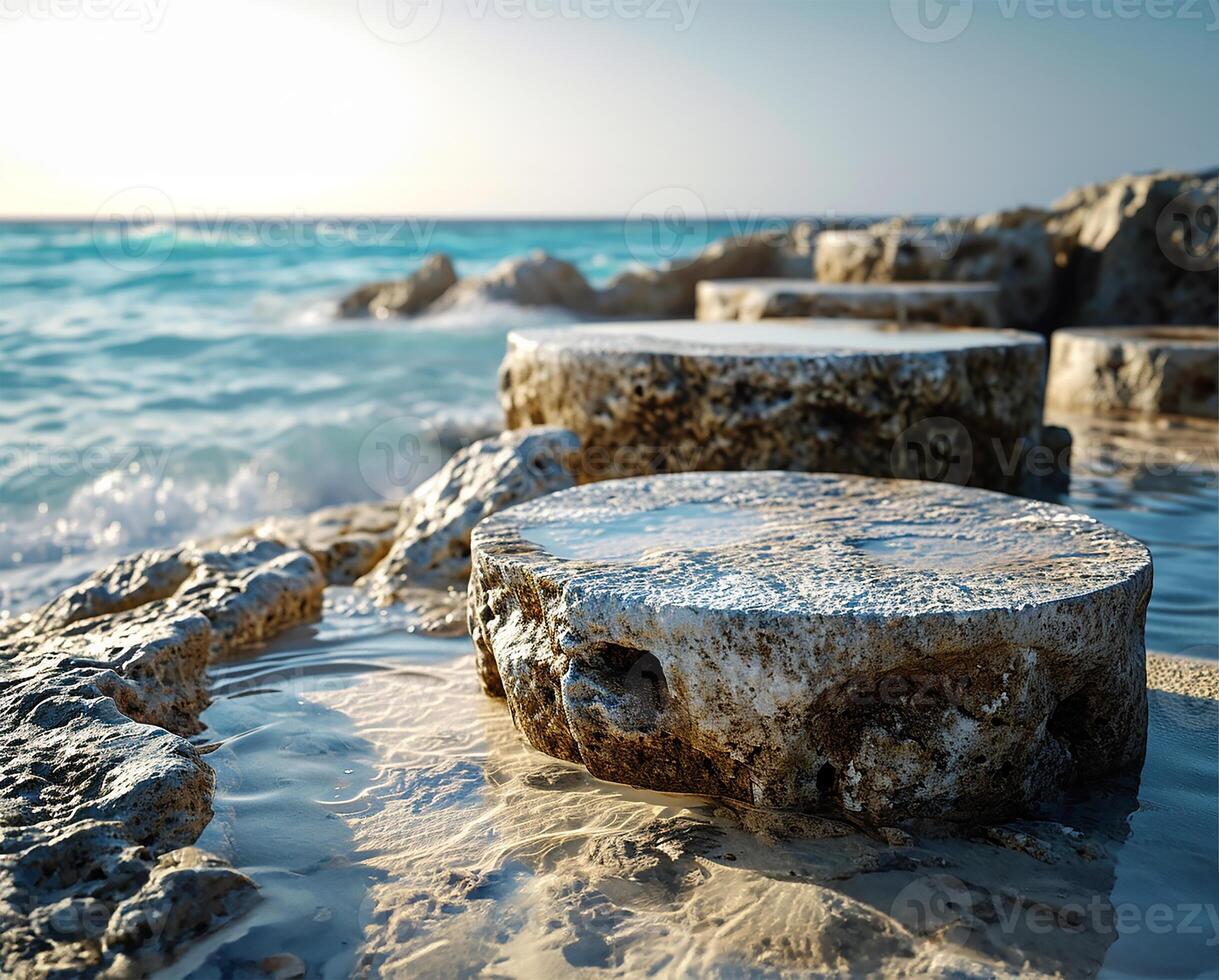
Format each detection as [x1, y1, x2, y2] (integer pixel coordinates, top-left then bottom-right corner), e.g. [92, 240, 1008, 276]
[2, 415, 1216, 976]
[338, 169, 1217, 333]
[3, 166, 1217, 977]
[0, 428, 579, 978]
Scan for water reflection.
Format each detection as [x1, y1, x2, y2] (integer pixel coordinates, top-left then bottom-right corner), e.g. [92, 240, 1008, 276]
[181, 413, 1218, 977]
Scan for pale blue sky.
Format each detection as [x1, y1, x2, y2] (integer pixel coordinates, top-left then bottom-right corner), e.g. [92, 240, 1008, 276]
[1, 0, 1215, 217]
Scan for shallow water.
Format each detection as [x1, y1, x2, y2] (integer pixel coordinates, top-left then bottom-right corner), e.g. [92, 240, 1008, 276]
[522, 502, 765, 562]
[571, 319, 1028, 351]
[173, 414, 1218, 979]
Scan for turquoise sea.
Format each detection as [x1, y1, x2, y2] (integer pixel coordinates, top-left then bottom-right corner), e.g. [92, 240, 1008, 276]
[0, 218, 752, 613]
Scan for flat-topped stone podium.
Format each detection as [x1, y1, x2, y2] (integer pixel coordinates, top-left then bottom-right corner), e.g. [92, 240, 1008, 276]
[470, 472, 1152, 824]
[695, 279, 1003, 327]
[499, 319, 1048, 492]
[1047, 326, 1219, 418]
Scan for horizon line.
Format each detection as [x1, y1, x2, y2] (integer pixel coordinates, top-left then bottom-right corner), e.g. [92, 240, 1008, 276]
[0, 211, 933, 224]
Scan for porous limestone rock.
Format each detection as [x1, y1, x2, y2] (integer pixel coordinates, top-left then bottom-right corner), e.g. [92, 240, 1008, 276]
[469, 471, 1152, 824]
[811, 170, 1218, 332]
[0, 539, 323, 978]
[362, 427, 580, 602]
[499, 319, 1048, 493]
[234, 500, 403, 585]
[1046, 326, 1219, 418]
[1047, 169, 1218, 326]
[695, 278, 1003, 327]
[430, 251, 597, 312]
[596, 234, 782, 318]
[338, 253, 457, 318]
[335, 232, 797, 321]
[98, 848, 259, 977]
[813, 216, 1056, 332]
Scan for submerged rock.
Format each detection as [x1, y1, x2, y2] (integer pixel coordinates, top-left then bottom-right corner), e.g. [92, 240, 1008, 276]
[338, 253, 457, 318]
[0, 539, 324, 978]
[695, 278, 1003, 327]
[469, 471, 1152, 825]
[362, 427, 580, 604]
[499, 319, 1049, 492]
[1046, 325, 1219, 419]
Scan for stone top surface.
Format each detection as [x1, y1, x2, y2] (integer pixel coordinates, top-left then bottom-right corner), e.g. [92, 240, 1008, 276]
[1054, 325, 1219, 348]
[509, 319, 1043, 358]
[700, 278, 1002, 295]
[473, 471, 1150, 619]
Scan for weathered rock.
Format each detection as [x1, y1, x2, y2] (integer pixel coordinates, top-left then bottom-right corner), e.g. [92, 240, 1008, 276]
[1046, 326, 1219, 418]
[812, 170, 1218, 333]
[596, 234, 782, 318]
[99, 848, 258, 976]
[0, 539, 324, 978]
[695, 278, 1003, 327]
[361, 427, 580, 602]
[430, 251, 596, 312]
[813, 216, 1056, 332]
[337, 253, 458, 318]
[773, 219, 818, 277]
[469, 471, 1152, 824]
[499, 319, 1048, 493]
[232, 500, 403, 585]
[1047, 169, 1218, 326]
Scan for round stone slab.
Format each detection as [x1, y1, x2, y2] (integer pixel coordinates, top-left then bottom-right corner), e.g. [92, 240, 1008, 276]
[695, 279, 1002, 327]
[499, 319, 1047, 492]
[1046, 326, 1218, 418]
[469, 471, 1152, 825]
